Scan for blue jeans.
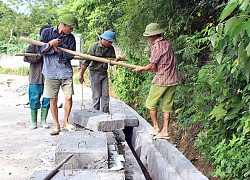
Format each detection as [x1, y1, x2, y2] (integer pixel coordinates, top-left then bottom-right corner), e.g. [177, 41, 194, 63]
[29, 84, 50, 110]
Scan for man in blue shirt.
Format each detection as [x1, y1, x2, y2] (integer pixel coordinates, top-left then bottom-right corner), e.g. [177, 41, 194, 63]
[39, 14, 78, 135]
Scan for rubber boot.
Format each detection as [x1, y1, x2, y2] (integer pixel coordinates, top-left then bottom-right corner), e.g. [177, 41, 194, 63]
[41, 108, 50, 128]
[30, 109, 37, 130]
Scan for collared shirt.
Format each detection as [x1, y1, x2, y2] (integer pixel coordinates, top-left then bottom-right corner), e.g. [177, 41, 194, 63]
[82, 41, 116, 71]
[150, 37, 178, 86]
[39, 26, 76, 79]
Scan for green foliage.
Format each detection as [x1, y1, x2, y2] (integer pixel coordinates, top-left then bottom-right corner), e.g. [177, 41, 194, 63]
[193, 1, 250, 179]
[0, 0, 60, 54]
[0, 66, 29, 76]
[0, 67, 13, 74]
[197, 134, 250, 179]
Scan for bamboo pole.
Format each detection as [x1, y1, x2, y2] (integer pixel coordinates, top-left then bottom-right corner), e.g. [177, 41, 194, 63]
[20, 37, 141, 69]
[14, 52, 127, 61]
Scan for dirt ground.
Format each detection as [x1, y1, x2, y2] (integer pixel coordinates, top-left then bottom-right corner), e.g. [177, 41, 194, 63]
[0, 74, 87, 180]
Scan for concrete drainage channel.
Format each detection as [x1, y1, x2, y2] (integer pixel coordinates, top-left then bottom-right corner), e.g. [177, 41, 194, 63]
[29, 99, 209, 180]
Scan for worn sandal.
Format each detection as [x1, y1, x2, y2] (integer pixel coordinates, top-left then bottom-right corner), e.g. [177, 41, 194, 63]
[64, 124, 76, 132]
[153, 133, 171, 140]
[50, 129, 60, 135]
[149, 130, 159, 136]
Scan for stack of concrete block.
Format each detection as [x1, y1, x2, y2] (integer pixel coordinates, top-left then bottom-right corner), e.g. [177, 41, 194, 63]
[73, 99, 139, 132]
[30, 131, 126, 180]
[73, 108, 124, 132]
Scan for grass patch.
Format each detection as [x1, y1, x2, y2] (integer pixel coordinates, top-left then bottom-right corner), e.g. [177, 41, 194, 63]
[0, 66, 29, 76]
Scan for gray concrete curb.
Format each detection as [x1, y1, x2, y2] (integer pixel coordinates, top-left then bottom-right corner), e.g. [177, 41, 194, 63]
[116, 99, 209, 180]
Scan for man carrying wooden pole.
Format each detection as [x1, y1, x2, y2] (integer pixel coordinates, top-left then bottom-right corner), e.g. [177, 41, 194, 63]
[20, 37, 141, 69]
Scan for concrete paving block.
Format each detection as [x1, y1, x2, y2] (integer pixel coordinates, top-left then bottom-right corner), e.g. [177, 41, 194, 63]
[73, 108, 125, 131]
[175, 158, 209, 180]
[154, 140, 208, 180]
[147, 146, 182, 180]
[55, 131, 108, 170]
[29, 169, 125, 180]
[123, 115, 139, 127]
[130, 127, 152, 166]
[110, 100, 139, 127]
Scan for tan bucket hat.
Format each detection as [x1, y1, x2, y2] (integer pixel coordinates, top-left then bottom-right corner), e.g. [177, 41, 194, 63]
[143, 23, 164, 36]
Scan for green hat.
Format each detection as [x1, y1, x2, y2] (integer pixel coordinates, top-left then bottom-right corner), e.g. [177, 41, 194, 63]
[143, 23, 164, 36]
[59, 14, 78, 29]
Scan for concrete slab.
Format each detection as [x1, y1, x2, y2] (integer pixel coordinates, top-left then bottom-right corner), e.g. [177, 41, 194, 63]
[110, 100, 139, 127]
[154, 140, 209, 180]
[147, 147, 182, 180]
[73, 108, 124, 131]
[55, 131, 108, 170]
[29, 169, 125, 180]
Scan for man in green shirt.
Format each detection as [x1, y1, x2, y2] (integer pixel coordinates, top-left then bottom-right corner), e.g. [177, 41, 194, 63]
[79, 30, 124, 113]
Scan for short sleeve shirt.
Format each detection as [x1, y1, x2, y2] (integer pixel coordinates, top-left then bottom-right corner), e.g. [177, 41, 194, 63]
[150, 37, 178, 86]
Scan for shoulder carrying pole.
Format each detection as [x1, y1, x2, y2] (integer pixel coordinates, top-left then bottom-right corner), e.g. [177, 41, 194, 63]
[20, 37, 141, 69]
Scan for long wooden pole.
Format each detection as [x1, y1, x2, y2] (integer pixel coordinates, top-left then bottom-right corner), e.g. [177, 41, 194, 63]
[20, 37, 141, 69]
[14, 53, 127, 61]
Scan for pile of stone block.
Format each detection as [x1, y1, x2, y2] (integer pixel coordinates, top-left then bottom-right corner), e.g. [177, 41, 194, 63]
[29, 99, 143, 180]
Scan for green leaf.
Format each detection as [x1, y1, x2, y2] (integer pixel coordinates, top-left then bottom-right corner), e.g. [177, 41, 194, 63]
[224, 17, 245, 38]
[244, 119, 250, 134]
[233, 35, 239, 47]
[239, 0, 249, 11]
[216, 48, 224, 64]
[244, 59, 250, 82]
[246, 43, 250, 57]
[216, 23, 223, 34]
[220, 1, 238, 22]
[210, 34, 217, 48]
[198, 68, 207, 79]
[210, 104, 227, 121]
[218, 94, 227, 102]
[244, 20, 250, 37]
[238, 41, 245, 59]
[223, 88, 229, 96]
[224, 17, 237, 36]
[225, 167, 233, 174]
[230, 17, 246, 38]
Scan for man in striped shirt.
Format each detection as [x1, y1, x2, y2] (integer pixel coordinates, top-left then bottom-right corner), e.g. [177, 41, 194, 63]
[133, 23, 178, 140]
